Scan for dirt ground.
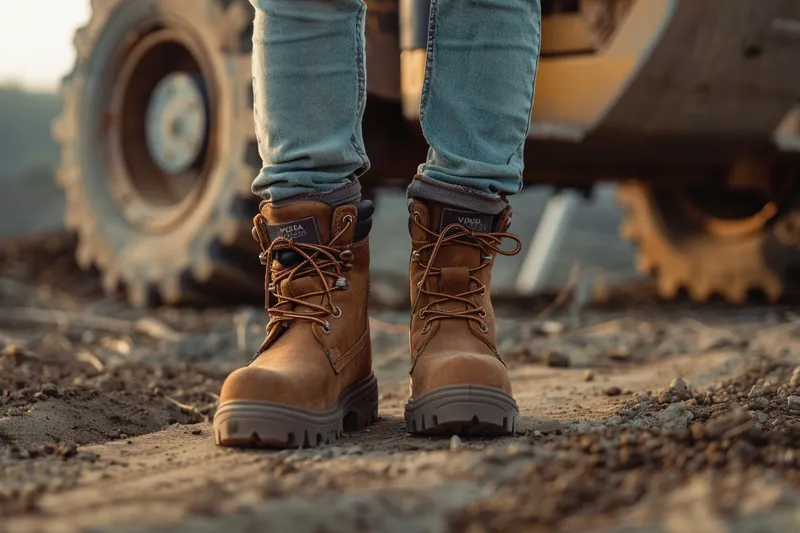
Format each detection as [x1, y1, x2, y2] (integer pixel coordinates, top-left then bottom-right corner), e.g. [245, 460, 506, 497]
[3, 234, 800, 533]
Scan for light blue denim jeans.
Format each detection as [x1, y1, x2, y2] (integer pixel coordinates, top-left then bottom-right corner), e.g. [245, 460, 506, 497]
[250, 0, 541, 214]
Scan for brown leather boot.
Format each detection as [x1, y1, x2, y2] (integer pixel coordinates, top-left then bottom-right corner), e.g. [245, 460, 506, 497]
[405, 199, 521, 435]
[214, 200, 377, 448]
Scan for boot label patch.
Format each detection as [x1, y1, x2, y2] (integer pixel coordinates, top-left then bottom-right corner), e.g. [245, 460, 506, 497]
[440, 208, 494, 233]
[267, 217, 321, 244]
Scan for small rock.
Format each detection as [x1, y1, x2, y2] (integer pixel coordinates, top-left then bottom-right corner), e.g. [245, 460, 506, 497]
[583, 370, 595, 382]
[634, 392, 651, 405]
[33, 391, 46, 401]
[41, 383, 61, 397]
[790, 367, 800, 389]
[669, 377, 688, 392]
[657, 403, 693, 430]
[605, 346, 632, 361]
[787, 396, 800, 411]
[748, 385, 768, 398]
[57, 442, 78, 458]
[533, 430, 542, 437]
[533, 321, 564, 336]
[604, 386, 622, 397]
[119, 433, 129, 440]
[746, 397, 769, 411]
[543, 350, 570, 368]
[449, 435, 463, 451]
[191, 428, 202, 436]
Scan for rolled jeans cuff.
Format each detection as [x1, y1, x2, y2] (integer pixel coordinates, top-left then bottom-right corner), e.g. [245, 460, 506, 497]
[406, 174, 508, 215]
[270, 180, 362, 207]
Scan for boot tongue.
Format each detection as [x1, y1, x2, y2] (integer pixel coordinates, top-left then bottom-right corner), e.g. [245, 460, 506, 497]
[439, 207, 495, 234]
[261, 201, 334, 245]
[418, 202, 498, 269]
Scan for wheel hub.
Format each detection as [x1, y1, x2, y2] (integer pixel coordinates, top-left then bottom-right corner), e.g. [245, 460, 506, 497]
[107, 28, 216, 232]
[145, 73, 207, 175]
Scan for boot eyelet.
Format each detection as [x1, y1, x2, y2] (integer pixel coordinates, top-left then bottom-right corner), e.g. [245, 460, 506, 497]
[339, 250, 354, 263]
[411, 251, 421, 262]
[331, 305, 342, 319]
[342, 214, 354, 225]
[335, 277, 349, 290]
[419, 309, 427, 319]
[321, 322, 332, 335]
[421, 323, 431, 334]
[412, 212, 422, 222]
[479, 287, 486, 296]
[478, 308, 487, 318]
[479, 322, 489, 333]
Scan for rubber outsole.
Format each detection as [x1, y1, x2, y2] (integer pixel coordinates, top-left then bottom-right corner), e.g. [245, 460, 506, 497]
[213, 373, 378, 448]
[404, 385, 518, 436]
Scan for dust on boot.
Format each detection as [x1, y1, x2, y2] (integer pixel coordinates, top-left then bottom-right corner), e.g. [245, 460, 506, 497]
[214, 200, 377, 448]
[405, 199, 522, 435]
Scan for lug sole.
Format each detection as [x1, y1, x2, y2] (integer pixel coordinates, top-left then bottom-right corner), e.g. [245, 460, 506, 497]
[404, 385, 518, 436]
[214, 373, 378, 448]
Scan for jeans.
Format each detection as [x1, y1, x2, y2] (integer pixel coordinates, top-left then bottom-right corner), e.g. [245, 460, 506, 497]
[250, 0, 541, 214]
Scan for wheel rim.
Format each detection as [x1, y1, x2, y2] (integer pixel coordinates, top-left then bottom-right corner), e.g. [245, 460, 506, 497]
[107, 27, 216, 233]
[673, 185, 781, 238]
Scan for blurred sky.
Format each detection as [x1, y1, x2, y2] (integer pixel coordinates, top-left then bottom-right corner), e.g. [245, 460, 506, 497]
[0, 0, 90, 91]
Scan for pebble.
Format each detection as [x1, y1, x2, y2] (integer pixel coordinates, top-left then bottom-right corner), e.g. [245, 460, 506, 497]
[669, 377, 688, 392]
[748, 385, 768, 398]
[657, 403, 693, 430]
[583, 370, 595, 382]
[450, 435, 464, 451]
[33, 392, 46, 401]
[41, 383, 61, 397]
[787, 396, 800, 411]
[57, 442, 78, 458]
[533, 430, 543, 437]
[544, 350, 570, 368]
[790, 367, 800, 389]
[535, 321, 564, 336]
[191, 429, 202, 436]
[604, 386, 622, 397]
[605, 346, 632, 361]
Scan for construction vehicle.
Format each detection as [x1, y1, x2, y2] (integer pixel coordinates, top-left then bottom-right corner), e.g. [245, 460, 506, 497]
[53, 0, 800, 307]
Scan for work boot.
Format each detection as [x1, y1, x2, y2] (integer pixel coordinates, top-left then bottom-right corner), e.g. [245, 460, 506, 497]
[405, 199, 522, 435]
[214, 200, 377, 448]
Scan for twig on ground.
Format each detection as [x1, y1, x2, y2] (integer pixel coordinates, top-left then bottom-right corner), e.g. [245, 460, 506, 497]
[534, 262, 580, 320]
[163, 395, 207, 421]
[0, 307, 182, 342]
[134, 317, 183, 342]
[75, 349, 105, 372]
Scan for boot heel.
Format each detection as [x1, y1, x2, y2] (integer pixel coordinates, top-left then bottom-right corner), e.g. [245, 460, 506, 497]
[342, 372, 379, 432]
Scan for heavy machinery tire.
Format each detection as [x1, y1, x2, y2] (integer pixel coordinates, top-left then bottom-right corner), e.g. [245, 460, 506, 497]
[53, 0, 261, 306]
[617, 180, 800, 303]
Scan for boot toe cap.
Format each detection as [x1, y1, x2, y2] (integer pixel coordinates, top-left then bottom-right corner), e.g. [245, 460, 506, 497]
[219, 366, 327, 411]
[411, 352, 512, 398]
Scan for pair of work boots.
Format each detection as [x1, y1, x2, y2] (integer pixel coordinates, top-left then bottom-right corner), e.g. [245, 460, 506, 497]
[213, 197, 521, 447]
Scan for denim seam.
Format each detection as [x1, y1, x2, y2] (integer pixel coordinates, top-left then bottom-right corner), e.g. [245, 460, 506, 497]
[419, 0, 438, 125]
[349, 1, 369, 173]
[506, 3, 542, 187]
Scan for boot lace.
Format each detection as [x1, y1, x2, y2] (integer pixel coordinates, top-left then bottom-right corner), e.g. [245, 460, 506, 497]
[410, 212, 521, 334]
[254, 214, 355, 338]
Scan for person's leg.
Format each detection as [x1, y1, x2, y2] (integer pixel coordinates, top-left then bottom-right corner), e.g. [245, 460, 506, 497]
[250, 0, 369, 205]
[215, 0, 377, 448]
[407, 0, 542, 213]
[405, 0, 541, 436]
